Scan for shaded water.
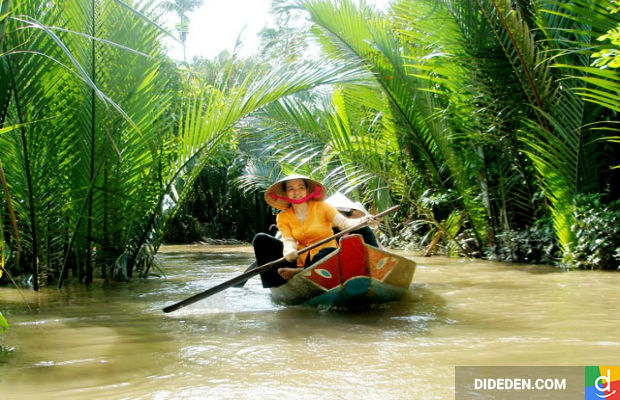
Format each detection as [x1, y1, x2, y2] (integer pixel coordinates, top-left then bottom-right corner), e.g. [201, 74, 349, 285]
[1, 244, 619, 399]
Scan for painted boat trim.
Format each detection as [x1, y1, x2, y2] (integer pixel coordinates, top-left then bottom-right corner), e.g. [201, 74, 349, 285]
[301, 276, 408, 307]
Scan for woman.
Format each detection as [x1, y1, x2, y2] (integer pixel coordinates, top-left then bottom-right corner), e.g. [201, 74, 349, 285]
[253, 174, 373, 288]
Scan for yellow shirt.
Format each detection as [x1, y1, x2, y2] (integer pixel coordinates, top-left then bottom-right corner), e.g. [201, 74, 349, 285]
[276, 200, 338, 267]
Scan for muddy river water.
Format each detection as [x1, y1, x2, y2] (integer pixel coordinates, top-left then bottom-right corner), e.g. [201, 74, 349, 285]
[1, 244, 618, 399]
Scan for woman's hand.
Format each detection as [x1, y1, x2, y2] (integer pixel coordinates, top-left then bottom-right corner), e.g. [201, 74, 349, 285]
[365, 214, 380, 229]
[284, 249, 298, 262]
[282, 237, 298, 262]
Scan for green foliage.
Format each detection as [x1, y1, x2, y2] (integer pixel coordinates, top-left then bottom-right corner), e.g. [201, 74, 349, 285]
[0, 312, 7, 335]
[569, 194, 620, 270]
[239, 0, 490, 254]
[486, 219, 560, 264]
[592, 1, 620, 69]
[0, 310, 14, 360]
[161, 0, 204, 61]
[0, 0, 372, 288]
[0, 0, 179, 286]
[220, 0, 619, 268]
[1, 0, 617, 282]
[257, 0, 310, 66]
[275, 0, 619, 266]
[165, 144, 272, 243]
[594, 28, 620, 69]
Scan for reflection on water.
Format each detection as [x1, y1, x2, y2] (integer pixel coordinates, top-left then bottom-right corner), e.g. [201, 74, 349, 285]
[1, 245, 619, 400]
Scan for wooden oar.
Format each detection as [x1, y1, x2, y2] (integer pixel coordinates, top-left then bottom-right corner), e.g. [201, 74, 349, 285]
[231, 261, 258, 288]
[162, 205, 400, 313]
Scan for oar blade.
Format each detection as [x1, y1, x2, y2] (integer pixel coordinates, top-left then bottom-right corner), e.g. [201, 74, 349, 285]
[232, 261, 259, 288]
[162, 258, 279, 313]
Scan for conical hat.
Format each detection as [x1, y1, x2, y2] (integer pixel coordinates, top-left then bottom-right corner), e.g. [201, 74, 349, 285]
[265, 174, 327, 210]
[325, 192, 369, 214]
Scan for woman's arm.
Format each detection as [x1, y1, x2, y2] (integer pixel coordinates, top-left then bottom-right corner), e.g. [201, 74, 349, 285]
[332, 212, 368, 230]
[276, 211, 298, 261]
[282, 237, 298, 262]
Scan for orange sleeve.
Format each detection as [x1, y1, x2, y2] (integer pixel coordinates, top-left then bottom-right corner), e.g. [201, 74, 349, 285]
[276, 211, 293, 239]
[317, 201, 337, 223]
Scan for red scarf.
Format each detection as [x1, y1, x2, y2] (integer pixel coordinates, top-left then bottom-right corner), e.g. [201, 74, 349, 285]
[270, 185, 322, 204]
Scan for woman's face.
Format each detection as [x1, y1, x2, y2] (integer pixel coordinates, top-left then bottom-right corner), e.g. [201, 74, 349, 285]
[285, 179, 307, 201]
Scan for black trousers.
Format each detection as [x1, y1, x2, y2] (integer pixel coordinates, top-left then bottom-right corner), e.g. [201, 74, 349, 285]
[252, 233, 337, 288]
[334, 226, 378, 247]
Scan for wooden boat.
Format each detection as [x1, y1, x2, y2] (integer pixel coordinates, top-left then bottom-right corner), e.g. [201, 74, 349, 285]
[269, 234, 416, 307]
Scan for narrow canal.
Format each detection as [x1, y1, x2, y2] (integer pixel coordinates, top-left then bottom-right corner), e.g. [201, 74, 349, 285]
[1, 245, 618, 399]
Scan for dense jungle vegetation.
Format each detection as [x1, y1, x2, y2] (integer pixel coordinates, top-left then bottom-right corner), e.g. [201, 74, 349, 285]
[1, 0, 619, 293]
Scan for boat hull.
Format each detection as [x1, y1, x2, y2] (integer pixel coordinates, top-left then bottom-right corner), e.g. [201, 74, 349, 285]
[269, 234, 416, 307]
